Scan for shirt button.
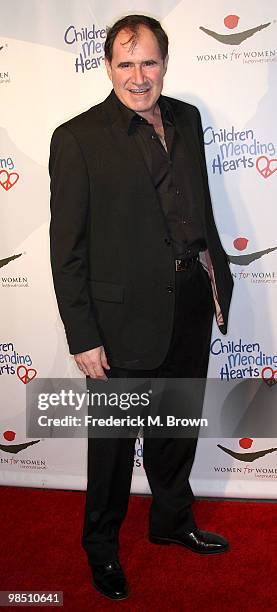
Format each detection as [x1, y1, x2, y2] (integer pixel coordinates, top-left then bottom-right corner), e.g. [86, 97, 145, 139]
[167, 285, 174, 293]
[176, 188, 180, 195]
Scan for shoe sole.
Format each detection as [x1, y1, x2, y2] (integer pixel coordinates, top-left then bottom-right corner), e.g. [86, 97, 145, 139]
[92, 580, 129, 600]
[149, 535, 229, 554]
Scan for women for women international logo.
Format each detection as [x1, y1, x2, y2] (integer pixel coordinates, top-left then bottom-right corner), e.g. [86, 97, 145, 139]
[197, 13, 276, 64]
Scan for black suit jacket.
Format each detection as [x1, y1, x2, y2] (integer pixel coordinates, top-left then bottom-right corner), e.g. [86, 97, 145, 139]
[49, 90, 233, 369]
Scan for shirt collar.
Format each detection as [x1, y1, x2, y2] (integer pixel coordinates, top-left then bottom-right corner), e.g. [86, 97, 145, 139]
[111, 89, 174, 134]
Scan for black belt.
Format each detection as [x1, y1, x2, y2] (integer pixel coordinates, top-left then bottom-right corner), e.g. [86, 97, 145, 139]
[175, 255, 199, 272]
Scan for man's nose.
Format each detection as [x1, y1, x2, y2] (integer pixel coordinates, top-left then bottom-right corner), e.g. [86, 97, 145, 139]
[132, 64, 145, 85]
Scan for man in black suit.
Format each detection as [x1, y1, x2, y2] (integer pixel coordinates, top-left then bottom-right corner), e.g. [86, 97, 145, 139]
[49, 14, 233, 600]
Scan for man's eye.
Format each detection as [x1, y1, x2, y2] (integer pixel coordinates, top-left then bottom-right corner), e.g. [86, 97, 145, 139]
[144, 61, 156, 66]
[120, 63, 131, 69]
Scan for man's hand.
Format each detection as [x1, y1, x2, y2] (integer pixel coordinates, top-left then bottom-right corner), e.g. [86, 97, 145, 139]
[74, 346, 110, 380]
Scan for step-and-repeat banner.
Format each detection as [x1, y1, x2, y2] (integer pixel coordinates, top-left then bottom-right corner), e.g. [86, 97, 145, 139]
[1, 1, 276, 497]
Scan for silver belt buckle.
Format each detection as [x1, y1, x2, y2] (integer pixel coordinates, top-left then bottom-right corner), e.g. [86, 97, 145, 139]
[175, 259, 183, 271]
[175, 256, 197, 271]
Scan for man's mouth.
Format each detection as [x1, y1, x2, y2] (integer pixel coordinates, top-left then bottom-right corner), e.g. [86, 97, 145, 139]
[128, 88, 150, 95]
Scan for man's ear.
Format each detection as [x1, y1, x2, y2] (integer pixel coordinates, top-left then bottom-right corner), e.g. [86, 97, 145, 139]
[104, 57, 112, 81]
[163, 54, 169, 75]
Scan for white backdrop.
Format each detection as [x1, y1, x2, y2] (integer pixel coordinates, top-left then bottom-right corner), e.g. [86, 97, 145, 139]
[0, 0, 276, 498]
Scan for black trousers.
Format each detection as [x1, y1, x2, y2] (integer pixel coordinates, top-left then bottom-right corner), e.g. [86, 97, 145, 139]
[82, 260, 214, 564]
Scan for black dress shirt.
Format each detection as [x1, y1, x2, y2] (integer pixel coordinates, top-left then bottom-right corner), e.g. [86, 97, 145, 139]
[114, 91, 206, 259]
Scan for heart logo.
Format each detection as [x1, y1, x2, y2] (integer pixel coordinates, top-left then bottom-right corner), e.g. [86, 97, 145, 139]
[17, 365, 37, 384]
[261, 367, 277, 387]
[256, 156, 277, 179]
[0, 170, 20, 191]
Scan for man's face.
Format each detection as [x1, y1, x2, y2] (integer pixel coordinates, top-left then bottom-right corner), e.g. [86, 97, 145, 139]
[105, 25, 168, 117]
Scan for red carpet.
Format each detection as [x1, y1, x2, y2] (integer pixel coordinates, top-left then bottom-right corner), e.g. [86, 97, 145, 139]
[1, 486, 276, 611]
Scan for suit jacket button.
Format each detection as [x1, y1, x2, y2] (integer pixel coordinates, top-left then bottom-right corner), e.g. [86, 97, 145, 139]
[167, 285, 174, 293]
[164, 238, 171, 246]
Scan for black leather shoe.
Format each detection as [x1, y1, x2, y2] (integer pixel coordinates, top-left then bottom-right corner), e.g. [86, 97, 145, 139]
[149, 529, 229, 554]
[91, 560, 129, 600]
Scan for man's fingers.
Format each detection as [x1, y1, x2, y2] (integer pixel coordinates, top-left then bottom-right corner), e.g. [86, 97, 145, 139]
[100, 348, 110, 371]
[91, 362, 108, 380]
[76, 361, 89, 376]
[80, 358, 107, 380]
[74, 346, 109, 379]
[84, 364, 95, 378]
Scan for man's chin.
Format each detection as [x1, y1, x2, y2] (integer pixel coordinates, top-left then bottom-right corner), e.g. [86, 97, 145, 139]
[127, 95, 156, 113]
